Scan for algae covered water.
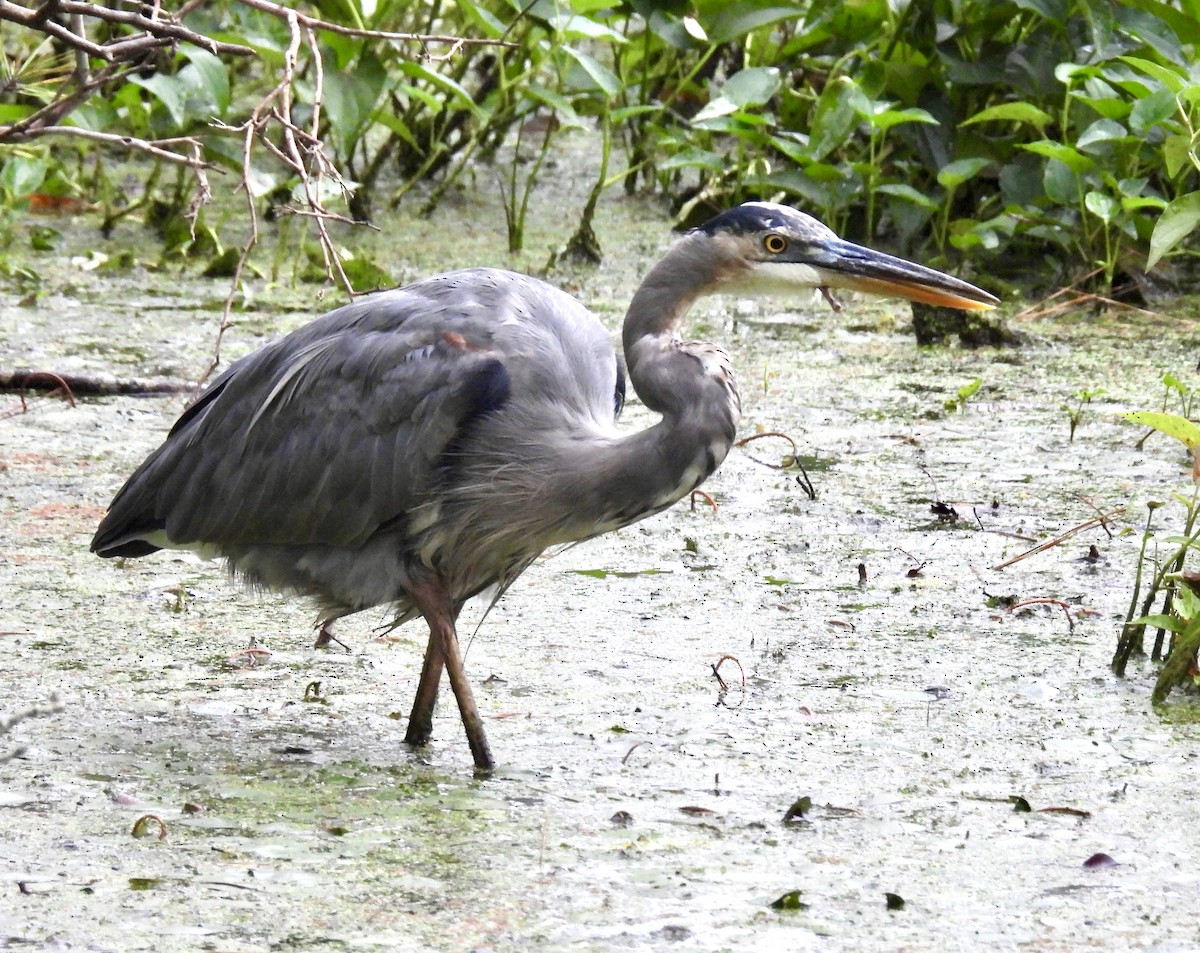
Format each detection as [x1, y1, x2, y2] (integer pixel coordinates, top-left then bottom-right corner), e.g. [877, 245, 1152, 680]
[2, 179, 1199, 951]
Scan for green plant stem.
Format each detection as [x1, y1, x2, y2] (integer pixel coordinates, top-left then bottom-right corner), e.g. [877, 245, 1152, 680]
[1152, 615, 1200, 704]
[1114, 505, 1160, 675]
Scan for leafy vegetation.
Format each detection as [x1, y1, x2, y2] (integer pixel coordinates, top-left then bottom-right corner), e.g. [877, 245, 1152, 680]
[2, 0, 1199, 291]
[1115, 411, 1200, 703]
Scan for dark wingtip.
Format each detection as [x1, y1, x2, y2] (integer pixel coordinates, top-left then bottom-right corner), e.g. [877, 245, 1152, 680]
[91, 516, 165, 558]
[92, 539, 162, 559]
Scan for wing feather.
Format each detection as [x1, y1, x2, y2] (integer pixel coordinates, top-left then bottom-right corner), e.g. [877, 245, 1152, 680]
[93, 287, 511, 554]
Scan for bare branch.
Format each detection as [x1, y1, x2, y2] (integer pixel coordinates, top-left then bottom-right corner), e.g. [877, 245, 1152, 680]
[233, 0, 516, 50]
[39, 126, 217, 168]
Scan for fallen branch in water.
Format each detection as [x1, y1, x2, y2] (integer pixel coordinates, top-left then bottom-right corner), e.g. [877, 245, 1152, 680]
[991, 506, 1125, 571]
[0, 368, 195, 397]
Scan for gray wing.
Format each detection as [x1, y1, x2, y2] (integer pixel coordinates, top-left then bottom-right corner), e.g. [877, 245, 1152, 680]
[92, 270, 596, 556]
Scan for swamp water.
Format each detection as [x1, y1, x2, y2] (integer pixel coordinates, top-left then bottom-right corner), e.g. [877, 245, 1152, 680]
[1, 187, 1199, 952]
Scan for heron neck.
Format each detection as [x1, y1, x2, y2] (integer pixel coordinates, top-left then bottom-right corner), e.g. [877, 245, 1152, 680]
[622, 234, 717, 356]
[546, 406, 737, 546]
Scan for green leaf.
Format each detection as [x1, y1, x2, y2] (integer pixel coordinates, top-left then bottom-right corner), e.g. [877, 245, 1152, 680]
[707, 6, 803, 44]
[534, 6, 625, 41]
[1124, 410, 1200, 448]
[0, 155, 47, 199]
[1173, 581, 1200, 621]
[963, 101, 1053, 129]
[876, 183, 939, 212]
[130, 72, 188, 129]
[563, 46, 620, 96]
[809, 76, 868, 163]
[723, 67, 782, 108]
[180, 47, 230, 117]
[324, 56, 386, 157]
[692, 96, 737, 124]
[1076, 119, 1130, 152]
[1147, 191, 1200, 271]
[1130, 614, 1185, 633]
[867, 106, 938, 132]
[938, 158, 991, 189]
[770, 890, 809, 911]
[957, 378, 983, 402]
[611, 104, 663, 123]
[1084, 190, 1119, 224]
[1020, 140, 1094, 173]
[1119, 55, 1187, 95]
[398, 62, 481, 117]
[1163, 135, 1195, 178]
[658, 147, 725, 171]
[1130, 86, 1180, 135]
[783, 796, 812, 822]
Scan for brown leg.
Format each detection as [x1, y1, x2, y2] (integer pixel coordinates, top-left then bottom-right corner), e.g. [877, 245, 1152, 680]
[313, 619, 350, 651]
[404, 625, 445, 746]
[405, 578, 493, 771]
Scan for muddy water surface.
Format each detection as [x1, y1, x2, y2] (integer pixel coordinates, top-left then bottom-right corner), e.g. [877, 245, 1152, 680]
[2, 183, 1200, 952]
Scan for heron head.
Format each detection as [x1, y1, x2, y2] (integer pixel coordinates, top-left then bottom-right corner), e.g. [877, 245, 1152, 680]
[698, 202, 998, 311]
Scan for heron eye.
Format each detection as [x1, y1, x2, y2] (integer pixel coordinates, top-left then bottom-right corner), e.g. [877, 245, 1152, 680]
[763, 234, 788, 254]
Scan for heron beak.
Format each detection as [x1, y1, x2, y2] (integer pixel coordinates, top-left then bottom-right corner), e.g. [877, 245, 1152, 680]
[803, 237, 999, 311]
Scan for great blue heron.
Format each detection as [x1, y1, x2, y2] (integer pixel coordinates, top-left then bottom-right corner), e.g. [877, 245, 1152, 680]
[91, 202, 997, 771]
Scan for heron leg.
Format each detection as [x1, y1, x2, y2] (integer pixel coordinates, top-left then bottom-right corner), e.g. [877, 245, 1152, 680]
[313, 619, 350, 651]
[404, 626, 445, 746]
[405, 577, 493, 772]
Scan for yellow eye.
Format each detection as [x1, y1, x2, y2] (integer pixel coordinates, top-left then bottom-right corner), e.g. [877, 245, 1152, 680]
[763, 234, 787, 254]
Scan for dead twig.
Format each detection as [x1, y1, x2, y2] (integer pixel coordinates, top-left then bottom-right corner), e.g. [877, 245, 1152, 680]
[0, 695, 64, 764]
[130, 814, 168, 840]
[712, 654, 746, 709]
[735, 431, 815, 499]
[621, 741, 646, 765]
[991, 506, 1125, 571]
[1006, 598, 1076, 632]
[1011, 269, 1160, 322]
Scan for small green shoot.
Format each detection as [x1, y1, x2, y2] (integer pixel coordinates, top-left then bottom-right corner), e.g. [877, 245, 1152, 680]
[1061, 387, 1105, 442]
[944, 377, 982, 414]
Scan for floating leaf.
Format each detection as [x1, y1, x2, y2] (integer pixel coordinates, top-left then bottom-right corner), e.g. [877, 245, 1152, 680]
[770, 889, 809, 910]
[783, 795, 812, 822]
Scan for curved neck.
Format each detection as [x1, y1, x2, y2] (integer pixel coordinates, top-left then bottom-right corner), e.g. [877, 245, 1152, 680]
[582, 230, 742, 526]
[622, 231, 744, 403]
